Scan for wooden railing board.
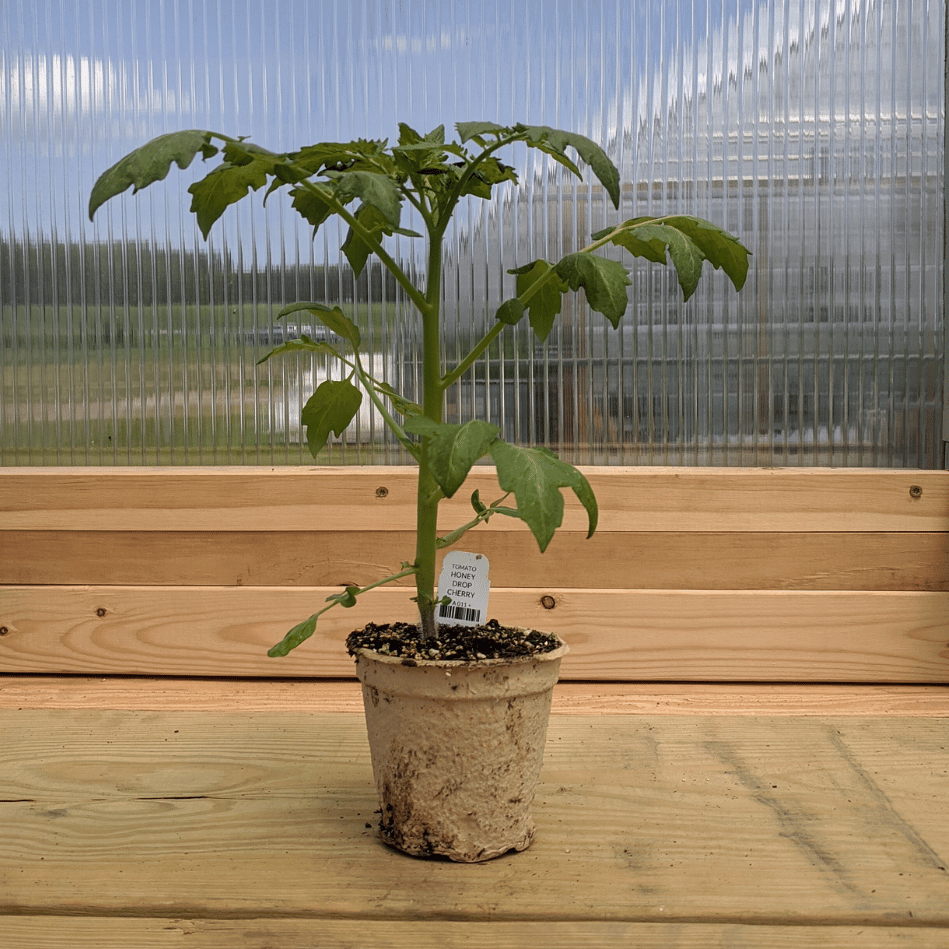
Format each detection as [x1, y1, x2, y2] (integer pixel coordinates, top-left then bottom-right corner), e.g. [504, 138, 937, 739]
[3, 586, 947, 681]
[5, 528, 949, 591]
[4, 467, 948, 533]
[2, 676, 947, 716]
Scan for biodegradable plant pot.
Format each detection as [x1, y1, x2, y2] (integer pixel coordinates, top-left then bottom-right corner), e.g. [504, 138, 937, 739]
[352, 634, 568, 862]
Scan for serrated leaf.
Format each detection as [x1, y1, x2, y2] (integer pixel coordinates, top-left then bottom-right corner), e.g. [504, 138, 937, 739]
[187, 160, 273, 238]
[488, 441, 597, 552]
[555, 253, 631, 328]
[268, 613, 318, 657]
[592, 216, 670, 264]
[403, 417, 499, 498]
[301, 379, 363, 458]
[289, 142, 358, 168]
[597, 215, 751, 300]
[652, 215, 750, 292]
[398, 122, 424, 147]
[456, 121, 506, 142]
[278, 302, 360, 347]
[332, 170, 402, 228]
[374, 381, 422, 417]
[221, 139, 283, 167]
[255, 336, 339, 365]
[509, 259, 568, 341]
[626, 223, 705, 299]
[341, 202, 396, 276]
[514, 124, 620, 209]
[290, 184, 336, 231]
[89, 130, 219, 220]
[456, 156, 519, 201]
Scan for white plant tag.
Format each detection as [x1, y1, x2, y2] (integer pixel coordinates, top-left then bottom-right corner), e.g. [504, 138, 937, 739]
[436, 552, 490, 627]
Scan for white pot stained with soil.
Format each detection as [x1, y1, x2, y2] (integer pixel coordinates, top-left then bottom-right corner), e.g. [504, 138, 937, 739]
[352, 635, 568, 862]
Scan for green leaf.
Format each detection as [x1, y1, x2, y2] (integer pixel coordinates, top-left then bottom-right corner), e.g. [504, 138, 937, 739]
[187, 160, 273, 238]
[289, 184, 337, 231]
[89, 130, 219, 220]
[397, 122, 424, 147]
[554, 253, 631, 328]
[456, 157, 519, 200]
[327, 585, 360, 608]
[301, 379, 363, 458]
[278, 302, 361, 347]
[654, 215, 750, 293]
[495, 298, 525, 326]
[332, 170, 402, 228]
[289, 142, 365, 173]
[509, 259, 568, 341]
[626, 224, 705, 299]
[488, 441, 598, 552]
[255, 335, 340, 365]
[221, 139, 283, 167]
[514, 125, 620, 209]
[595, 215, 751, 300]
[592, 216, 669, 264]
[403, 417, 499, 498]
[374, 381, 422, 417]
[341, 202, 395, 276]
[456, 121, 506, 143]
[268, 613, 319, 657]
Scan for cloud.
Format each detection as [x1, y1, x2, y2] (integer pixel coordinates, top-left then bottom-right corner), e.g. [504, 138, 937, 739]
[1, 50, 192, 145]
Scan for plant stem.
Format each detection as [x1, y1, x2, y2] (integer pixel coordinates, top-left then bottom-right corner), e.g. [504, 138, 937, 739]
[414, 219, 448, 639]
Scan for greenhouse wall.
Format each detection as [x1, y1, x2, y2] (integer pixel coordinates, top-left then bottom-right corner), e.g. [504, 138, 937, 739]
[1, 0, 944, 467]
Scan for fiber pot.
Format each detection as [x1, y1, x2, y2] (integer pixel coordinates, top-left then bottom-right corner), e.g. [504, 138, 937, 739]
[352, 633, 568, 862]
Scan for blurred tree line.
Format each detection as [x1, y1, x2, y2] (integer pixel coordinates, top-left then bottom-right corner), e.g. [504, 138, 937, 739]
[0, 236, 400, 309]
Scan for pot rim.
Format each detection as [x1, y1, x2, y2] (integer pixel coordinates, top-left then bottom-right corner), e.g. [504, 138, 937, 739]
[350, 630, 569, 671]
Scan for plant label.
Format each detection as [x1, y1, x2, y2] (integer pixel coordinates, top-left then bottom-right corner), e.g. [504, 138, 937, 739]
[436, 552, 490, 627]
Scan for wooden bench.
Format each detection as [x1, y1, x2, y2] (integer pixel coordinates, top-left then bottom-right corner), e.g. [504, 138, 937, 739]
[1, 466, 948, 947]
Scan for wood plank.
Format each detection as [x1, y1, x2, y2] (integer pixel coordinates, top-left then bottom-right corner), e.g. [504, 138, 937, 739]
[6, 529, 949, 591]
[3, 586, 948, 681]
[4, 467, 948, 532]
[1, 676, 947, 716]
[1, 711, 947, 924]
[1, 917, 947, 948]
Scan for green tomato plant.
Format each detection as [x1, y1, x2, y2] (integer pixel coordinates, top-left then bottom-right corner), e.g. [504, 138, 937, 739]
[90, 122, 749, 654]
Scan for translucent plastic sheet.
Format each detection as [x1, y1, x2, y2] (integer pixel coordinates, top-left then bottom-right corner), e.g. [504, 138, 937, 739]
[1, 0, 943, 466]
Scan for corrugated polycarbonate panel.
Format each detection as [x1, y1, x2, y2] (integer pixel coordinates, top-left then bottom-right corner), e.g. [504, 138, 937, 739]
[1, 0, 944, 466]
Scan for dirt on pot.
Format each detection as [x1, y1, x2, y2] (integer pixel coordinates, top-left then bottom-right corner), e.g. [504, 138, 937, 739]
[346, 619, 561, 663]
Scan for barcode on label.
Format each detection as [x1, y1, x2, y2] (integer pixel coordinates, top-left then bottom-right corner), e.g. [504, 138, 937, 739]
[438, 603, 482, 624]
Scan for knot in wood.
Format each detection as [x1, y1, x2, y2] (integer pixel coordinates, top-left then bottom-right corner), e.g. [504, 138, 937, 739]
[540, 595, 557, 610]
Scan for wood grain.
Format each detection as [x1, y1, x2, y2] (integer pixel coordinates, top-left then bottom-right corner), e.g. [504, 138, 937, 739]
[1, 710, 947, 925]
[4, 467, 948, 532]
[1, 676, 947, 716]
[6, 529, 949, 591]
[2, 586, 949, 681]
[2, 917, 948, 948]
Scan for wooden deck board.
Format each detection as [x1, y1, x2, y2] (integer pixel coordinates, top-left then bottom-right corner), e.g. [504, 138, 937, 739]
[2, 917, 948, 948]
[1, 708, 947, 928]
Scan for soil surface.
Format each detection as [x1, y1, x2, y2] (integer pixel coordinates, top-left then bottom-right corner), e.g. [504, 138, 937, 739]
[346, 619, 562, 663]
